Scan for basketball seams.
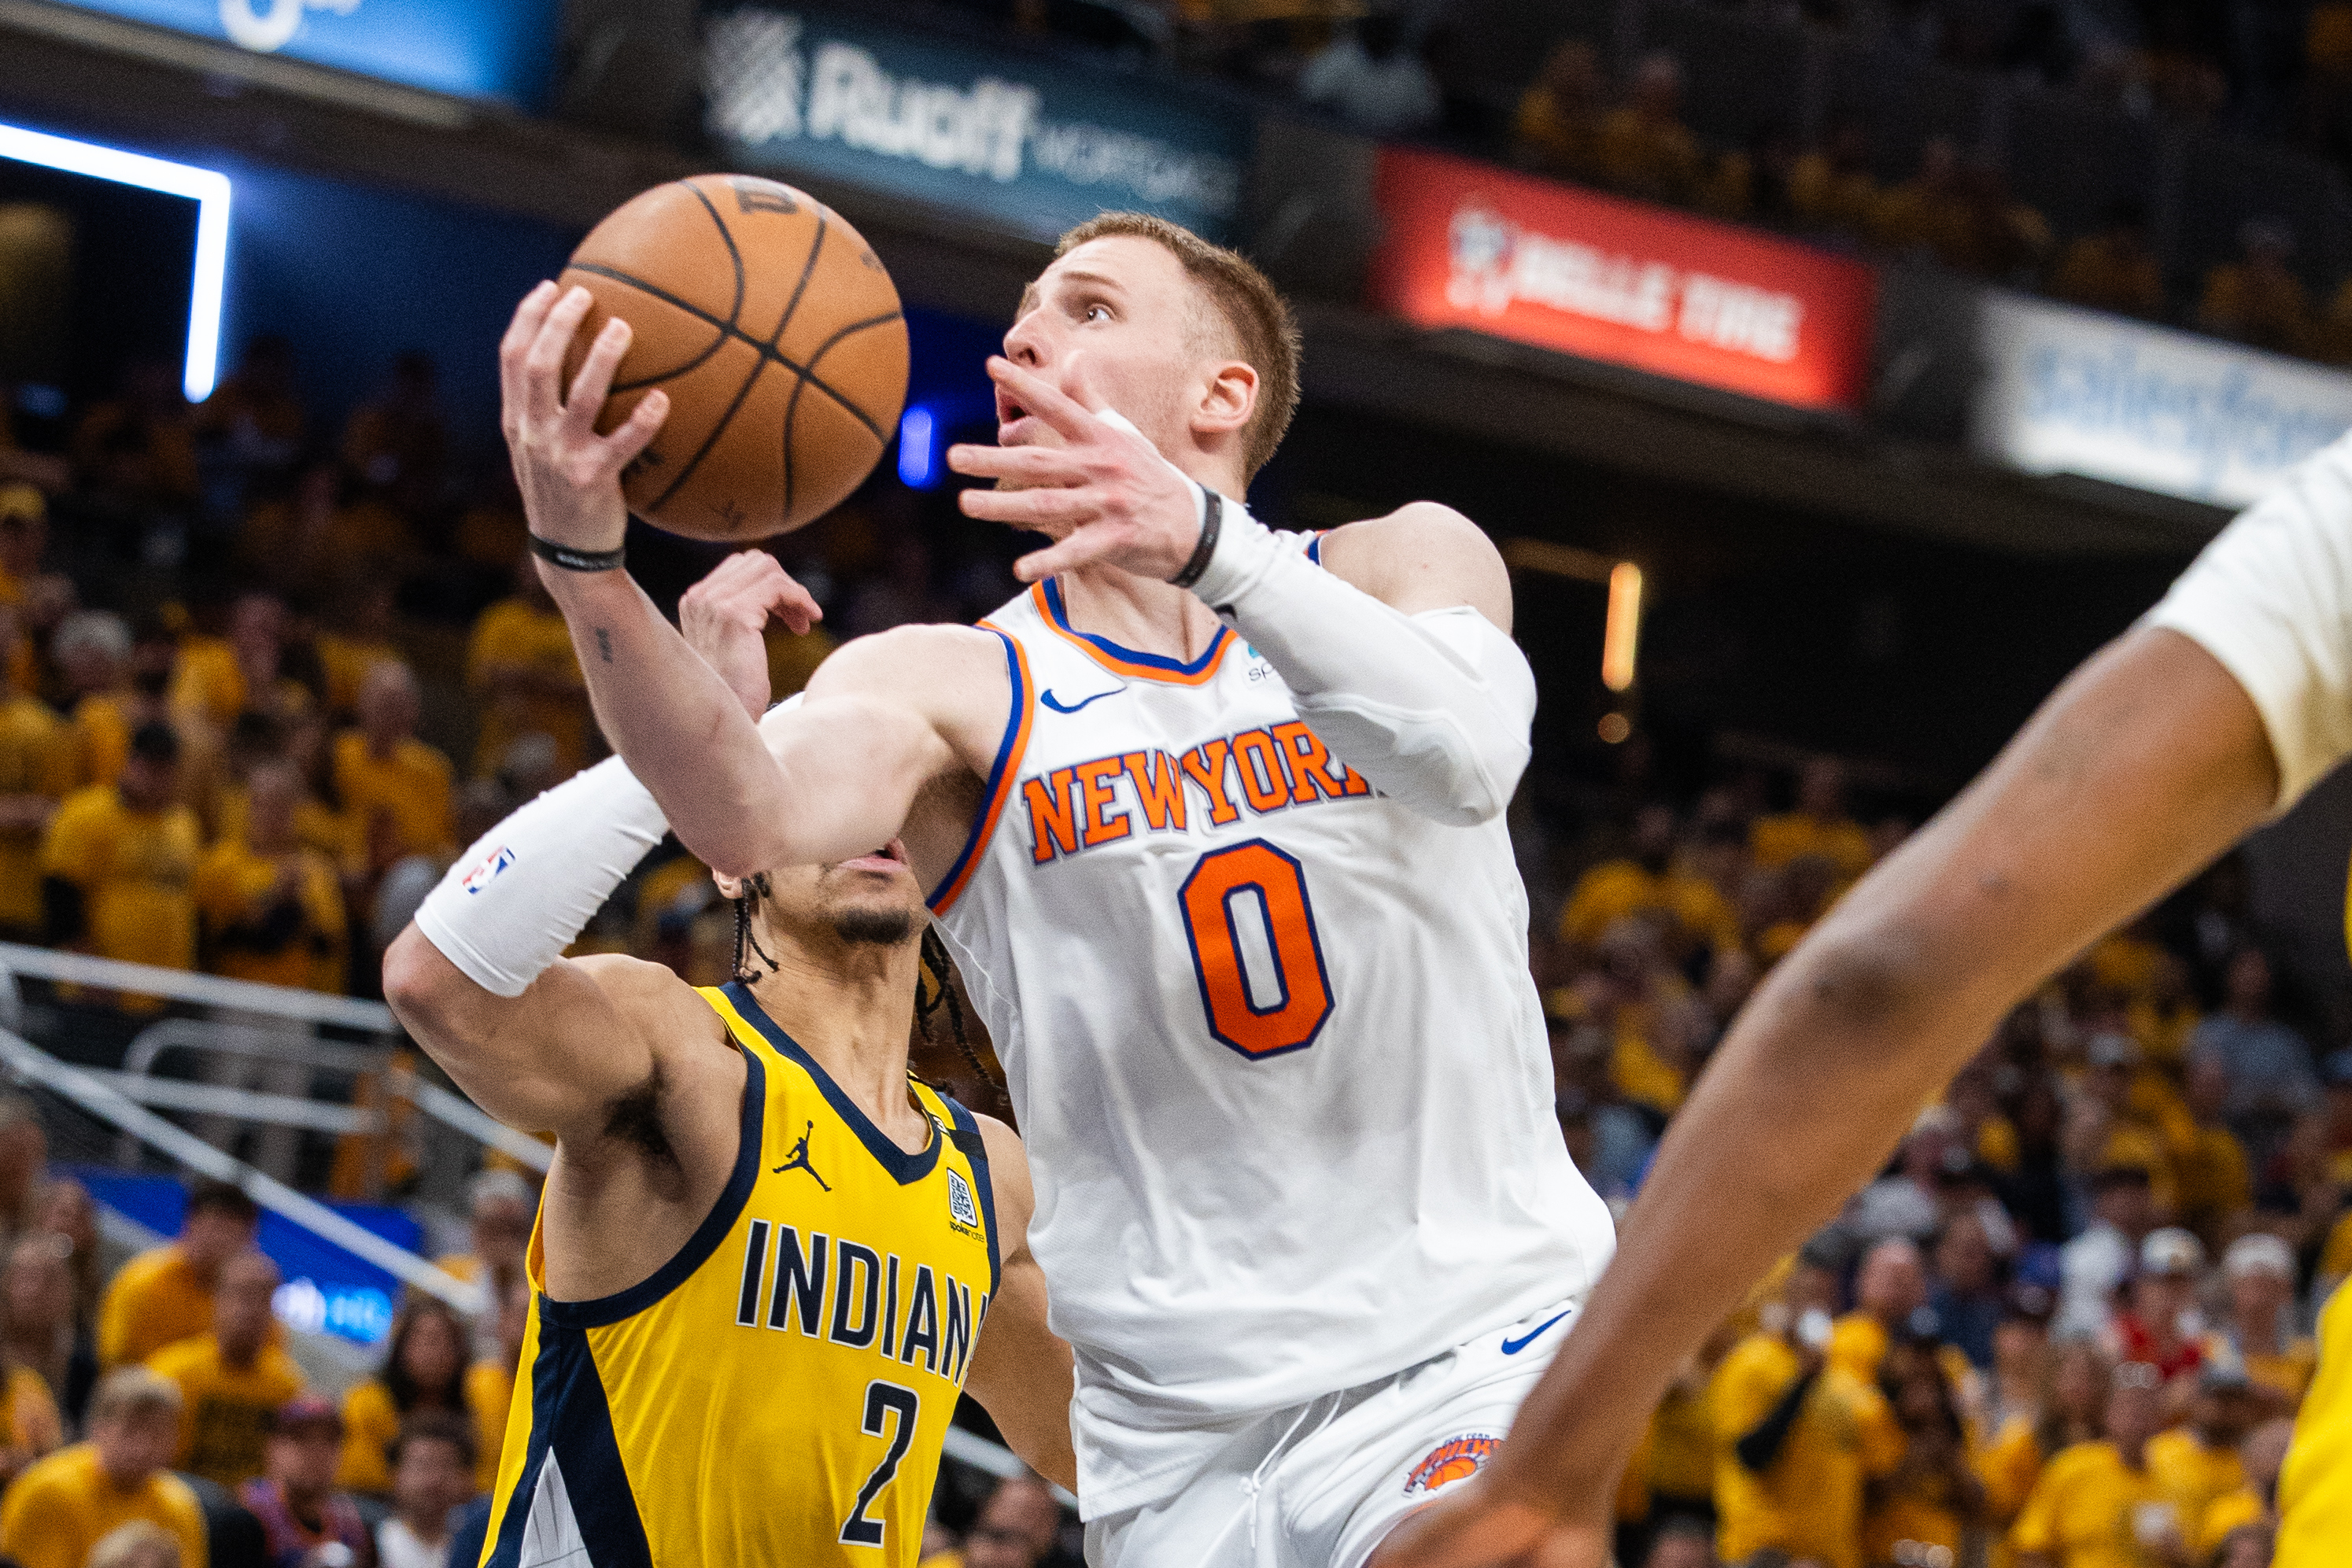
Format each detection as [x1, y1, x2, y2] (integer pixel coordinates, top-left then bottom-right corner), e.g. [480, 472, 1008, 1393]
[647, 204, 832, 524]
[680, 179, 749, 334]
[563, 264, 735, 393]
[782, 309, 899, 522]
[799, 312, 904, 441]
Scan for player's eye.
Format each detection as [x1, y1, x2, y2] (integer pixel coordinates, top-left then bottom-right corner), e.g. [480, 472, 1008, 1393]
[1083, 304, 1111, 323]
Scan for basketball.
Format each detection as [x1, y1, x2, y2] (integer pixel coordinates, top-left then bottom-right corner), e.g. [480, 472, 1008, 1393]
[558, 175, 908, 543]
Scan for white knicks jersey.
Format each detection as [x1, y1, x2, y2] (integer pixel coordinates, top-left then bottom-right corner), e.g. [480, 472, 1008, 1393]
[928, 543, 1615, 1517]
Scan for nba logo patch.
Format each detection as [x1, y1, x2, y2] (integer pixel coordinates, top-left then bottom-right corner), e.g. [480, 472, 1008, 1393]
[1403, 1433, 1501, 1496]
[947, 1168, 980, 1230]
[460, 847, 516, 895]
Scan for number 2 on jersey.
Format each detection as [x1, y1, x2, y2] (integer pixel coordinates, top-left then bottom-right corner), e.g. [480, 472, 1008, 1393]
[840, 1381, 920, 1547]
[1178, 839, 1334, 1060]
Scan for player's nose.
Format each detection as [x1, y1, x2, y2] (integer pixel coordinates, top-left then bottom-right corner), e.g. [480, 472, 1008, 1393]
[1000, 312, 1049, 370]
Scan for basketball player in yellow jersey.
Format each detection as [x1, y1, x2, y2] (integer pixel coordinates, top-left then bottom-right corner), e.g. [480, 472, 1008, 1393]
[382, 562, 1073, 1567]
[1367, 456, 2352, 1562]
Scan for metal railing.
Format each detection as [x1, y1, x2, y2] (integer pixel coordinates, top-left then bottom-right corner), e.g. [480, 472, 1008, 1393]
[0, 1024, 485, 1315]
[0, 941, 550, 1178]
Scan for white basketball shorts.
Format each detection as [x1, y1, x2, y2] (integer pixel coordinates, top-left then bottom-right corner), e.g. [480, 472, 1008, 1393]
[1081, 1297, 1578, 1568]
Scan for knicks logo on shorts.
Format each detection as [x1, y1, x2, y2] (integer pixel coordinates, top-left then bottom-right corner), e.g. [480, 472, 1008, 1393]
[1402, 1433, 1501, 1496]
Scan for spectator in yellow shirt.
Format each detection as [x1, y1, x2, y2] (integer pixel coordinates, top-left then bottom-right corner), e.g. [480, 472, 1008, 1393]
[1511, 39, 1608, 185]
[1596, 53, 1704, 205]
[2197, 1416, 2291, 1558]
[0, 604, 70, 939]
[2173, 1055, 2252, 1236]
[145, 1249, 306, 1489]
[1829, 1238, 1931, 1386]
[2147, 1364, 2258, 1533]
[2208, 1234, 2315, 1410]
[1556, 806, 1741, 959]
[193, 758, 347, 994]
[1711, 1288, 1905, 1568]
[40, 722, 201, 979]
[1865, 1337, 1985, 1568]
[97, 1180, 259, 1369]
[336, 1295, 482, 1495]
[2011, 1364, 2188, 1568]
[463, 1275, 531, 1493]
[332, 662, 454, 865]
[2197, 221, 2316, 359]
[0, 1366, 206, 1568]
[171, 592, 308, 732]
[313, 577, 402, 719]
[1752, 758, 1875, 879]
[467, 555, 589, 780]
[2047, 203, 2166, 321]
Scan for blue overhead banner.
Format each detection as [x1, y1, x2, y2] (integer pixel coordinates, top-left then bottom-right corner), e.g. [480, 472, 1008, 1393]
[46, 0, 563, 108]
[704, 6, 1250, 243]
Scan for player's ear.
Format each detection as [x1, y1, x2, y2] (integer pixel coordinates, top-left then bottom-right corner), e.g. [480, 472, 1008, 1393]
[712, 869, 745, 902]
[1192, 359, 1257, 441]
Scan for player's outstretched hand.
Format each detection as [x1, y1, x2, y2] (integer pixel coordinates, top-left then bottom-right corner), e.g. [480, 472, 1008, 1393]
[1365, 1478, 1608, 1568]
[679, 551, 822, 718]
[946, 356, 1203, 585]
[499, 282, 670, 562]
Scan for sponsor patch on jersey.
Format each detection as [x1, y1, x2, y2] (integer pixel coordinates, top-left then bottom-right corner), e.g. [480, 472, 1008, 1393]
[947, 1168, 980, 1230]
[1402, 1433, 1501, 1496]
[460, 846, 515, 895]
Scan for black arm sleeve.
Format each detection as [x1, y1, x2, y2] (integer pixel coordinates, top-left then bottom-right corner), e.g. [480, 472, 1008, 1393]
[41, 876, 84, 947]
[1735, 1363, 1822, 1474]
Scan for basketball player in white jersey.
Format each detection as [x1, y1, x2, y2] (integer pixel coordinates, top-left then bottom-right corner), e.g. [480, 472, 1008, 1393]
[497, 212, 1615, 1567]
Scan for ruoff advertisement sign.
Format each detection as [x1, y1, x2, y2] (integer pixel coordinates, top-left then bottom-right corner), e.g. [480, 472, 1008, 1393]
[705, 6, 1248, 242]
[1366, 147, 1877, 414]
[1972, 291, 2352, 508]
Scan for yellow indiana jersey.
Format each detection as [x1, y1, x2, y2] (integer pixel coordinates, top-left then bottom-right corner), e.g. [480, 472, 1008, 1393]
[479, 981, 999, 1568]
[2278, 1274, 2352, 1566]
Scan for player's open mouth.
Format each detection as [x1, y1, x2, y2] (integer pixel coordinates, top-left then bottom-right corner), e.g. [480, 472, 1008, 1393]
[837, 839, 908, 873]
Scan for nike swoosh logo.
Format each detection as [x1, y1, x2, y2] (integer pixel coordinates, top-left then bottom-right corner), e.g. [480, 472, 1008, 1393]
[1501, 1310, 1571, 1356]
[1041, 688, 1122, 714]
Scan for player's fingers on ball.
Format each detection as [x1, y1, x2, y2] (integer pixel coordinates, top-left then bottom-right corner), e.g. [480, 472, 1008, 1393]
[500, 281, 559, 367]
[562, 317, 632, 432]
[521, 288, 593, 425]
[594, 389, 667, 480]
[498, 283, 559, 430]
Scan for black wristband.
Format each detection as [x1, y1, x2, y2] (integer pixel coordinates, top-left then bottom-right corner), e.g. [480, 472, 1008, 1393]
[528, 533, 627, 573]
[1169, 486, 1222, 591]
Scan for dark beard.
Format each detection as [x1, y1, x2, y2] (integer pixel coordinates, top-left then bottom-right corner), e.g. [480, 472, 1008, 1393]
[831, 906, 914, 947]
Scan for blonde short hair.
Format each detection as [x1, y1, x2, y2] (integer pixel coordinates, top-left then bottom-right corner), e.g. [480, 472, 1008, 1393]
[89, 1365, 183, 1426]
[1053, 212, 1302, 479]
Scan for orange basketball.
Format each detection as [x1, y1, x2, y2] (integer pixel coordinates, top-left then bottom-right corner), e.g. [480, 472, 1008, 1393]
[559, 175, 908, 543]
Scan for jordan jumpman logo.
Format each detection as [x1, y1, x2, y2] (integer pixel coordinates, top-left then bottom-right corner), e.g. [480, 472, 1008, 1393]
[773, 1122, 830, 1191]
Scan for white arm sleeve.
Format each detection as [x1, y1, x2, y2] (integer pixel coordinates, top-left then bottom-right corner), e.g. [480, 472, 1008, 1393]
[413, 696, 806, 997]
[412, 756, 669, 998]
[1189, 500, 1535, 826]
[2143, 428, 2352, 812]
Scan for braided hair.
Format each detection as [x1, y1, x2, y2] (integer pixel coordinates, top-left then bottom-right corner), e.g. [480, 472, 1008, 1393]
[918, 925, 1001, 1094]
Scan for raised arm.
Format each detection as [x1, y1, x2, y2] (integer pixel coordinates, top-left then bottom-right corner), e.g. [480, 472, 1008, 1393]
[498, 284, 982, 880]
[1367, 416, 2352, 1565]
[948, 357, 1531, 825]
[962, 1116, 1076, 1492]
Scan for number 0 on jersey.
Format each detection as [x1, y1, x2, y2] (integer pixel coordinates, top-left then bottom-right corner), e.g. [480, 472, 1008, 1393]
[1179, 839, 1335, 1059]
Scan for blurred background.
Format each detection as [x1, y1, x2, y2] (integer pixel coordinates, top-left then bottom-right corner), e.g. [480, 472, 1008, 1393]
[4, 2, 2352, 1566]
